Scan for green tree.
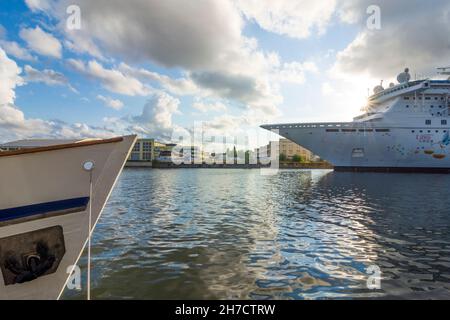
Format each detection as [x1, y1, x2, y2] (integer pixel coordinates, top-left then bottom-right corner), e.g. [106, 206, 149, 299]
[292, 154, 301, 162]
[279, 153, 287, 162]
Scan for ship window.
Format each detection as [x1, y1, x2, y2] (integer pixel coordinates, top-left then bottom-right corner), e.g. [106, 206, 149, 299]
[404, 97, 410, 100]
[406, 105, 409, 108]
[431, 105, 434, 108]
[358, 129, 373, 132]
[426, 97, 431, 100]
[326, 129, 339, 132]
[425, 120, 431, 125]
[442, 120, 447, 125]
[435, 97, 439, 100]
[375, 129, 390, 132]
[342, 129, 356, 132]
[411, 130, 415, 133]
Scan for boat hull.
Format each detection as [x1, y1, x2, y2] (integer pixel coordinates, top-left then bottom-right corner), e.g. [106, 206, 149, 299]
[0, 135, 136, 300]
[262, 124, 450, 169]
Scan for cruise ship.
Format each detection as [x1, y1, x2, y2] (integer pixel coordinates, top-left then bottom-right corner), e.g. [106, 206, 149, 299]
[262, 68, 450, 172]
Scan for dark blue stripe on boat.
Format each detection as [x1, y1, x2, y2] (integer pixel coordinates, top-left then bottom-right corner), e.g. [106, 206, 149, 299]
[0, 197, 90, 222]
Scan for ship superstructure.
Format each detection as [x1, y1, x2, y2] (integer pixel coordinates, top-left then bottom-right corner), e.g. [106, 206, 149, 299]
[262, 69, 450, 172]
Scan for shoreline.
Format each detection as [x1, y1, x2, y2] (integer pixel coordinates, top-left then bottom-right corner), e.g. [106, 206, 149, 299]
[125, 162, 333, 169]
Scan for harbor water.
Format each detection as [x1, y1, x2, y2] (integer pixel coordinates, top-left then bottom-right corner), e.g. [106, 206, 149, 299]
[63, 169, 450, 299]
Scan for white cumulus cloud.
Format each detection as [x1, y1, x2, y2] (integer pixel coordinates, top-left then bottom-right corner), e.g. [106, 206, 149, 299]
[19, 26, 62, 59]
[68, 59, 151, 96]
[236, 0, 337, 39]
[0, 48, 24, 105]
[96, 95, 124, 110]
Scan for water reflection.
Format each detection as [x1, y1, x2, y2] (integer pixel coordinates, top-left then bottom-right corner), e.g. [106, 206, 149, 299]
[63, 169, 450, 299]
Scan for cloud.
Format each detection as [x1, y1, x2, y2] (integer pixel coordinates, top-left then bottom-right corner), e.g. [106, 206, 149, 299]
[24, 65, 77, 92]
[102, 92, 185, 141]
[334, 0, 450, 79]
[118, 63, 199, 96]
[0, 40, 36, 61]
[131, 92, 180, 135]
[68, 59, 151, 96]
[192, 100, 228, 113]
[96, 95, 124, 110]
[19, 26, 62, 58]
[32, 0, 318, 120]
[24, 0, 51, 12]
[236, 0, 337, 39]
[191, 71, 261, 105]
[47, 0, 243, 70]
[272, 61, 318, 84]
[0, 103, 118, 142]
[0, 48, 24, 105]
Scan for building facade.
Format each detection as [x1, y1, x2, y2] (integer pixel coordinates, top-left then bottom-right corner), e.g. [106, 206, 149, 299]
[127, 139, 168, 166]
[279, 138, 312, 161]
[256, 139, 313, 162]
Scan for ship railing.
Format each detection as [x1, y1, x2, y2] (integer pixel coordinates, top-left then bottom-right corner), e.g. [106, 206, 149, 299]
[264, 122, 356, 130]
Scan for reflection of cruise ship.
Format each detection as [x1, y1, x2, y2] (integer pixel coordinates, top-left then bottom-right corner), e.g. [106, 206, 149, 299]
[262, 69, 450, 172]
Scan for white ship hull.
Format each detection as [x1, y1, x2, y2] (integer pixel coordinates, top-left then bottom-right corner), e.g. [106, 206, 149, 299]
[0, 135, 137, 299]
[263, 77, 450, 172]
[262, 123, 450, 172]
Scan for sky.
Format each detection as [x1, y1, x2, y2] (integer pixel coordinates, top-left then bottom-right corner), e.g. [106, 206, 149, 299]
[1, 0, 450, 145]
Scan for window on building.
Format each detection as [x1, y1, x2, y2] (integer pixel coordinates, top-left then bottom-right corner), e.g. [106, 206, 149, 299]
[132, 143, 140, 152]
[143, 152, 152, 160]
[142, 141, 152, 152]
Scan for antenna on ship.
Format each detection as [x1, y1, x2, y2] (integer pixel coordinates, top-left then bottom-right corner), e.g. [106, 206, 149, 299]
[397, 68, 411, 83]
[373, 80, 384, 94]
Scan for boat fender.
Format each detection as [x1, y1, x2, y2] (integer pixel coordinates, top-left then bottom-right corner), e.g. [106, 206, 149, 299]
[5, 242, 56, 284]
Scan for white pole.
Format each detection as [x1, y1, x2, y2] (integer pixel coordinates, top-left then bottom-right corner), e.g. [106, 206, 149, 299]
[83, 160, 95, 301]
[87, 170, 92, 301]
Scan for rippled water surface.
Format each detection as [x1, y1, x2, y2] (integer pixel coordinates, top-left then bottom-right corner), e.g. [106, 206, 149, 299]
[63, 168, 450, 299]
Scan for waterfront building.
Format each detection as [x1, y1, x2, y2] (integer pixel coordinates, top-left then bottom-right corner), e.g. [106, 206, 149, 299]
[279, 138, 312, 161]
[127, 138, 168, 166]
[256, 139, 313, 162]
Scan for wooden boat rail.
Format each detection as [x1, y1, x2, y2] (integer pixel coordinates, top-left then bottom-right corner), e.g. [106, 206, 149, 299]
[0, 137, 124, 158]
